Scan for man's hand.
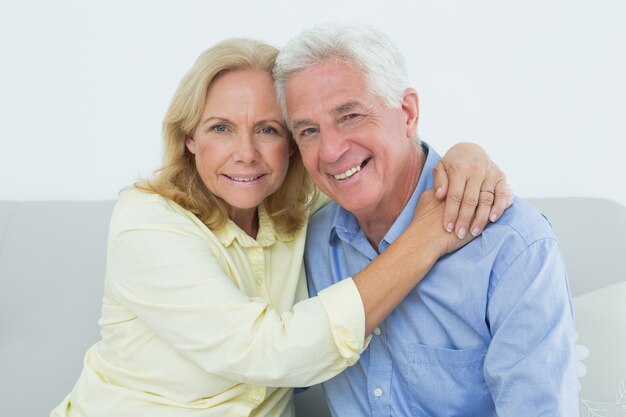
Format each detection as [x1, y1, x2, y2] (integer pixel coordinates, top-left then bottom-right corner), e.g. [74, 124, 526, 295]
[433, 142, 513, 238]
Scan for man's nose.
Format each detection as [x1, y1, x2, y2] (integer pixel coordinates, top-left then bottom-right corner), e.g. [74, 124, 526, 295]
[319, 126, 349, 163]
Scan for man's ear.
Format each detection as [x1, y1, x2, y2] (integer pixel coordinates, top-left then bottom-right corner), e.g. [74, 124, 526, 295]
[401, 88, 419, 138]
[185, 135, 196, 154]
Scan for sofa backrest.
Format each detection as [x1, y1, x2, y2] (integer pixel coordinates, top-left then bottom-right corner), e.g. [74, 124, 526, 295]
[528, 197, 626, 297]
[0, 200, 115, 416]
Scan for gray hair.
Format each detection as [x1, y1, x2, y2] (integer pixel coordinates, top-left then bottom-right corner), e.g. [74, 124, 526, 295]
[273, 23, 411, 120]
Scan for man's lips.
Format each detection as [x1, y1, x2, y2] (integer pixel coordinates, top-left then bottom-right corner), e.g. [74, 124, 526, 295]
[331, 157, 371, 180]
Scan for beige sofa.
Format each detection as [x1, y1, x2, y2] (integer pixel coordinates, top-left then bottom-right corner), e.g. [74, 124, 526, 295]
[1, 197, 625, 417]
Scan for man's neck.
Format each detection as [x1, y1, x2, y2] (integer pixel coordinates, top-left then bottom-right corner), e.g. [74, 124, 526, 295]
[357, 146, 425, 252]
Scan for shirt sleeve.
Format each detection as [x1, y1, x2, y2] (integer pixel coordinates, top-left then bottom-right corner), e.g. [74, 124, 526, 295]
[105, 195, 366, 388]
[483, 238, 579, 416]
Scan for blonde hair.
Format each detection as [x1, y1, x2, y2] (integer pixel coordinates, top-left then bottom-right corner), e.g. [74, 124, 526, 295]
[136, 38, 314, 234]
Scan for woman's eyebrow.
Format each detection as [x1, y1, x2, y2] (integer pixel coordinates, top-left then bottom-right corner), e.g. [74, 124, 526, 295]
[199, 116, 229, 127]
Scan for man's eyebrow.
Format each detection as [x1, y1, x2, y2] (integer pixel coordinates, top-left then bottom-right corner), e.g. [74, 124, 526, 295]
[291, 118, 317, 131]
[290, 101, 362, 131]
[331, 101, 361, 116]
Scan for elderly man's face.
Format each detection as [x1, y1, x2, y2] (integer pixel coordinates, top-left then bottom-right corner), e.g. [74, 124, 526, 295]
[285, 60, 420, 220]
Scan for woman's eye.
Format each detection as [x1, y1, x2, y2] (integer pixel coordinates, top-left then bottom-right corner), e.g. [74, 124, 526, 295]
[259, 126, 276, 134]
[212, 124, 227, 133]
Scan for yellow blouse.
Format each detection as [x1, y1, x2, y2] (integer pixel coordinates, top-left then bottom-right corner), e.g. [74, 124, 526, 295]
[51, 189, 366, 417]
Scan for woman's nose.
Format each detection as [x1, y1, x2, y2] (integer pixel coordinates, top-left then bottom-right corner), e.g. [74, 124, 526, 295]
[232, 134, 259, 164]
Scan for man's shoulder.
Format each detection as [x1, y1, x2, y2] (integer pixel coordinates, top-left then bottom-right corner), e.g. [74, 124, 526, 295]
[304, 201, 345, 264]
[308, 200, 343, 234]
[475, 196, 562, 280]
[489, 196, 558, 244]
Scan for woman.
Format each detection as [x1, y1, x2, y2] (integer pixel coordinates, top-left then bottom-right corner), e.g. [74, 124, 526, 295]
[52, 38, 510, 417]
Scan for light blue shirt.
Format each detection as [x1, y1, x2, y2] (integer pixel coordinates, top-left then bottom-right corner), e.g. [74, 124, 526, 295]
[304, 144, 578, 416]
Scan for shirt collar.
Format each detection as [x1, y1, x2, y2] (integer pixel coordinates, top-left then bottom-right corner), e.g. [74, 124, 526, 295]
[329, 142, 441, 252]
[214, 203, 293, 248]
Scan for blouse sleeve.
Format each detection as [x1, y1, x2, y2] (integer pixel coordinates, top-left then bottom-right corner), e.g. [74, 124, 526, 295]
[104, 191, 366, 387]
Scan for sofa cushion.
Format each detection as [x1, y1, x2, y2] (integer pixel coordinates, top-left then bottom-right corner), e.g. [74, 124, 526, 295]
[574, 281, 626, 416]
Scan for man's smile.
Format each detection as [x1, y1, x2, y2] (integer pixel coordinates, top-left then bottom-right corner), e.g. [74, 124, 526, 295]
[331, 157, 371, 181]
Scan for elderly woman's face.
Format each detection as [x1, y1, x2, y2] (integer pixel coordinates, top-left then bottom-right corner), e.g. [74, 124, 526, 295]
[186, 69, 293, 220]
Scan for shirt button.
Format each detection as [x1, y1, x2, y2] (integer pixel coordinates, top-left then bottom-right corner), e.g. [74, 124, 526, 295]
[373, 327, 381, 336]
[252, 391, 262, 400]
[256, 278, 263, 285]
[373, 388, 383, 397]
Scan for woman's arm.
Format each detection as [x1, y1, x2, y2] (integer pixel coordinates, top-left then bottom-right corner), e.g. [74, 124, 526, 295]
[107, 204, 353, 387]
[107, 192, 367, 388]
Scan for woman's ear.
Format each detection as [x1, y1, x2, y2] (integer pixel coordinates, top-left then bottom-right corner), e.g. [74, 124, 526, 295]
[401, 88, 419, 138]
[185, 135, 196, 154]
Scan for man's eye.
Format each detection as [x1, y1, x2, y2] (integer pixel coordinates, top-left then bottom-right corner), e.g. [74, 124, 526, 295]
[341, 113, 361, 122]
[300, 127, 318, 137]
[259, 126, 276, 134]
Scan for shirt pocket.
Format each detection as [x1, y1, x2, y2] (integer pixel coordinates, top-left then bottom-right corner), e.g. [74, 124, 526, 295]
[408, 344, 495, 417]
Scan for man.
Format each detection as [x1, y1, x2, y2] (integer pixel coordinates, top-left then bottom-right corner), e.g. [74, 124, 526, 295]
[273, 25, 578, 416]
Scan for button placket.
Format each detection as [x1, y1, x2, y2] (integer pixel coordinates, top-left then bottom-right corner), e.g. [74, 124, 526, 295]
[367, 323, 391, 415]
[249, 245, 270, 301]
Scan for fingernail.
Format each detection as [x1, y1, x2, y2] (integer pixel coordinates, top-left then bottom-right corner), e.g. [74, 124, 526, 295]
[446, 223, 454, 232]
[436, 186, 442, 195]
[471, 227, 481, 236]
[457, 228, 466, 239]
[490, 213, 498, 222]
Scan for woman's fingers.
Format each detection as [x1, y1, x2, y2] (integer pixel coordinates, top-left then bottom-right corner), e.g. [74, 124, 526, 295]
[488, 180, 514, 223]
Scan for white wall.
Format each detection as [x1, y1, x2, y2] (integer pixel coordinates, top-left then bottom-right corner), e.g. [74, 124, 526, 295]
[1, 0, 625, 206]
